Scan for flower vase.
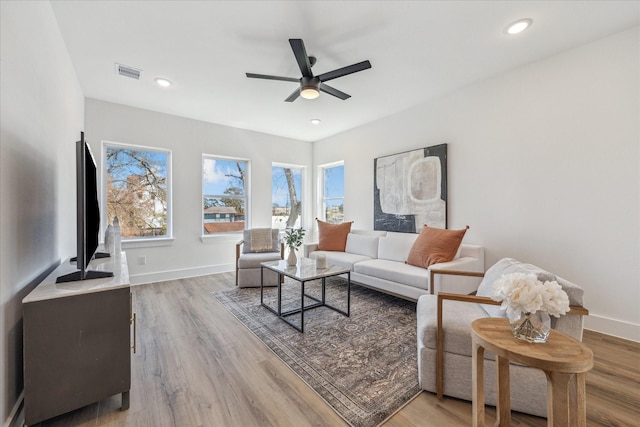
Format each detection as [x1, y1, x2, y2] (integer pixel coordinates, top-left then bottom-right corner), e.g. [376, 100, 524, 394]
[510, 311, 551, 343]
[287, 247, 297, 266]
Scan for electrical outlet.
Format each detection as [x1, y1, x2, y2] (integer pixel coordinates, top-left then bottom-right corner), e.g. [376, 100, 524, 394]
[138, 256, 146, 265]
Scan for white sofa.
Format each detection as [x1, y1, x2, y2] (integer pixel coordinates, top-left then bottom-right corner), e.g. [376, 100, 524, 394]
[304, 230, 485, 300]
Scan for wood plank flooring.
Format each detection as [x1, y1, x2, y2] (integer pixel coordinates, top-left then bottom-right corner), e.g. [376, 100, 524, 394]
[34, 273, 640, 427]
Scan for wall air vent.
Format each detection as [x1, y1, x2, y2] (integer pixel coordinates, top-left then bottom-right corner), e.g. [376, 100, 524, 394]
[115, 63, 142, 80]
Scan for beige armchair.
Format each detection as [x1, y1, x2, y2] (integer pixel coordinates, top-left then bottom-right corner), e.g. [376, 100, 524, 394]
[235, 228, 284, 288]
[417, 258, 589, 417]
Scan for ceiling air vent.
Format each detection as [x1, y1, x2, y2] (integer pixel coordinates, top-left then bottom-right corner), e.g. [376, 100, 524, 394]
[115, 63, 142, 80]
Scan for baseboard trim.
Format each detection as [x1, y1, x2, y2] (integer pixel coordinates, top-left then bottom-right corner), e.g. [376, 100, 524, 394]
[129, 263, 234, 285]
[3, 391, 24, 427]
[584, 314, 640, 342]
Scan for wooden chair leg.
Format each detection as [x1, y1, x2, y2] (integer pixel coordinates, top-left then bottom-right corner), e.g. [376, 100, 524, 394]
[235, 241, 242, 286]
[437, 294, 444, 399]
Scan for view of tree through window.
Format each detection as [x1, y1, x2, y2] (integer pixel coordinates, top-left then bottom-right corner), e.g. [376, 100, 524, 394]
[104, 144, 170, 238]
[322, 164, 344, 224]
[203, 156, 248, 234]
[272, 165, 302, 230]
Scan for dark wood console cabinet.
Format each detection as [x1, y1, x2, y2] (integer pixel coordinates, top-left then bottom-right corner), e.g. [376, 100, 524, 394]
[23, 253, 133, 425]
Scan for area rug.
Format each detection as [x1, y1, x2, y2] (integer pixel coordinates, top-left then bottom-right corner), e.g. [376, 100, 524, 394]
[213, 278, 421, 427]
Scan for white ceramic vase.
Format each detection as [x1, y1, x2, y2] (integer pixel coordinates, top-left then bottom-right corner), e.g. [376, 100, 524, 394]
[287, 247, 297, 266]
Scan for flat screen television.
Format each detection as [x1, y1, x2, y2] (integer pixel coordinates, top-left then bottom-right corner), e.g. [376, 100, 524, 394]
[56, 132, 113, 283]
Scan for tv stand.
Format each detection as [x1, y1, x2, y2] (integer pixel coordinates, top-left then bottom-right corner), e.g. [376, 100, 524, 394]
[23, 253, 133, 425]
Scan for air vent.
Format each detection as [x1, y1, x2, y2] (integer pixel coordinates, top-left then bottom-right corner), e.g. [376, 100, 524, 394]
[115, 63, 142, 80]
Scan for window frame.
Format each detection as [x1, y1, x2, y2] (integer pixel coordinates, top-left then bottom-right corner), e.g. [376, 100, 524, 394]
[272, 162, 305, 231]
[101, 141, 173, 246]
[202, 154, 251, 238]
[318, 161, 344, 224]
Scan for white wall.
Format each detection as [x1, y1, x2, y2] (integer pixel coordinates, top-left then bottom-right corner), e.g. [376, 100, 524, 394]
[85, 99, 313, 284]
[313, 27, 640, 341]
[0, 1, 83, 422]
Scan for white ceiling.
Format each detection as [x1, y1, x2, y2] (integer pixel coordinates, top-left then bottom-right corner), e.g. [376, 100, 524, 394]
[50, 1, 639, 142]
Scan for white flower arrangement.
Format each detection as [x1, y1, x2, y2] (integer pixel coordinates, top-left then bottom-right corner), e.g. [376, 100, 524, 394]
[491, 272, 570, 320]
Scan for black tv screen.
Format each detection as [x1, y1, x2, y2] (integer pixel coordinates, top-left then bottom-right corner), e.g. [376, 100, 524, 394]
[56, 132, 113, 283]
[84, 140, 100, 268]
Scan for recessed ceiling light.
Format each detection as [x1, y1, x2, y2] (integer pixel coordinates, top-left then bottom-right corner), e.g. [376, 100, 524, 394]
[154, 78, 171, 87]
[506, 18, 532, 35]
[310, 119, 321, 125]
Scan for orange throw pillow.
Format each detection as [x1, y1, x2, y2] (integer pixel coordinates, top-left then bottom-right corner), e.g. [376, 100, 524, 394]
[316, 219, 353, 251]
[406, 225, 469, 268]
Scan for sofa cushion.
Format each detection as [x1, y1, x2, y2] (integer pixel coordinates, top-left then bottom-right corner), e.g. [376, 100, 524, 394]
[377, 232, 418, 262]
[417, 294, 490, 357]
[406, 225, 469, 269]
[354, 259, 429, 290]
[237, 251, 283, 269]
[317, 219, 353, 251]
[345, 233, 380, 258]
[310, 250, 371, 271]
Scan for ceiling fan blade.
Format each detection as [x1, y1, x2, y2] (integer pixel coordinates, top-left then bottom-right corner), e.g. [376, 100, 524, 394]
[246, 73, 299, 83]
[289, 39, 313, 78]
[317, 60, 372, 83]
[319, 83, 350, 100]
[284, 88, 300, 102]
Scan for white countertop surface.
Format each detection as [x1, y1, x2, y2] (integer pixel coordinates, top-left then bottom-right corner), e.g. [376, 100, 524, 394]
[23, 252, 130, 303]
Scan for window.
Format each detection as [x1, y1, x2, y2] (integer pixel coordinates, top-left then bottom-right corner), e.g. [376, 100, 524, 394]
[321, 163, 344, 224]
[104, 142, 171, 239]
[272, 164, 303, 230]
[203, 156, 248, 234]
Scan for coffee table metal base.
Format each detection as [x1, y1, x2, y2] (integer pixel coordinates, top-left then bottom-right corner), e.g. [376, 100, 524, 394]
[260, 266, 350, 333]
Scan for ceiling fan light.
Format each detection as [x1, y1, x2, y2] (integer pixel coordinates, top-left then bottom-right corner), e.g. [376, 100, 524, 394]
[300, 87, 319, 99]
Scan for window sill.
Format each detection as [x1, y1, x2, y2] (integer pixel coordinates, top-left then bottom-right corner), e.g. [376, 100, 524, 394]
[122, 237, 175, 249]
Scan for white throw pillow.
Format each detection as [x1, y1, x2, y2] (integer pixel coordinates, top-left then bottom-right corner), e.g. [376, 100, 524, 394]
[377, 232, 418, 262]
[345, 233, 379, 258]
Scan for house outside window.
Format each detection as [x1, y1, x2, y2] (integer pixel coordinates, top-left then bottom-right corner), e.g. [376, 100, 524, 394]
[103, 142, 171, 239]
[272, 164, 303, 230]
[203, 155, 248, 234]
[204, 207, 235, 223]
[321, 162, 344, 224]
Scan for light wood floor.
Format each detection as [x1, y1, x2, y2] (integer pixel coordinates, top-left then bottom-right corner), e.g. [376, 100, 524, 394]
[35, 273, 640, 427]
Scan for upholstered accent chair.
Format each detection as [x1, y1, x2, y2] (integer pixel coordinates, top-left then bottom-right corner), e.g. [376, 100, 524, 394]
[235, 228, 284, 288]
[417, 258, 589, 417]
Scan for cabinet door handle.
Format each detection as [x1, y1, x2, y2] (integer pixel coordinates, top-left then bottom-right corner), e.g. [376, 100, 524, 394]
[130, 312, 137, 354]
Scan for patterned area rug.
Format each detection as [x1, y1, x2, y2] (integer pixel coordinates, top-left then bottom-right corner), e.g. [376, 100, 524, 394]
[213, 278, 421, 427]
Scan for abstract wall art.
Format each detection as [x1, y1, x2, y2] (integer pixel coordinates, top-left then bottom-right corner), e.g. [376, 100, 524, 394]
[373, 144, 447, 233]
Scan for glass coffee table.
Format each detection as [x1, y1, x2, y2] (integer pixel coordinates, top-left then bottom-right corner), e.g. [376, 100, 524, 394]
[260, 257, 351, 332]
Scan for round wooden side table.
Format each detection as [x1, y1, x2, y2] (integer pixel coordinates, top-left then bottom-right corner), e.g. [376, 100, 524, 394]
[471, 317, 593, 427]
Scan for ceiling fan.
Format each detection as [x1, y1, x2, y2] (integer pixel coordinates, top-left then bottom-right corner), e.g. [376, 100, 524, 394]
[246, 38, 372, 102]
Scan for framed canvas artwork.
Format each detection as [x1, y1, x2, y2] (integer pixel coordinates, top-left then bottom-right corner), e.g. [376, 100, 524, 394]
[373, 144, 447, 233]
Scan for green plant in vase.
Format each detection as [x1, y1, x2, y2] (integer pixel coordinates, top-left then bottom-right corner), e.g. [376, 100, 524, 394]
[284, 228, 305, 266]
